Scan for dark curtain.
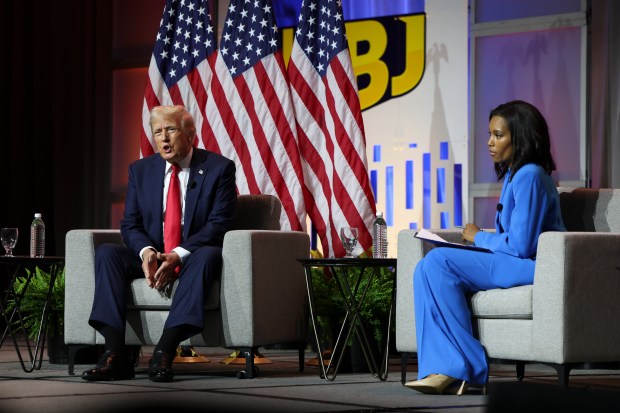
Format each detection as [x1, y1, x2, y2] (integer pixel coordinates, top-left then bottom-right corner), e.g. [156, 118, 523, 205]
[590, 0, 620, 188]
[1, 1, 112, 257]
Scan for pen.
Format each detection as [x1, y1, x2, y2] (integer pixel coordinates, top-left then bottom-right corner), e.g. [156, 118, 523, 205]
[456, 225, 484, 231]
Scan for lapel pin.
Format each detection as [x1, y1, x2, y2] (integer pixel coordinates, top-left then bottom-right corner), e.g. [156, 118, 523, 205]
[199, 169, 204, 175]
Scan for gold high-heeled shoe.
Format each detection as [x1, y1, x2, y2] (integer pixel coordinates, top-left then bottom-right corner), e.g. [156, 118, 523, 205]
[443, 380, 469, 396]
[404, 374, 458, 394]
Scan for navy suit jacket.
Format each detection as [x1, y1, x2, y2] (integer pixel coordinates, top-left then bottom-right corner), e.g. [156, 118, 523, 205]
[120, 148, 237, 257]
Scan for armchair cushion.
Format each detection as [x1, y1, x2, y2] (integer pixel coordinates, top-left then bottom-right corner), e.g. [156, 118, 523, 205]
[470, 285, 532, 319]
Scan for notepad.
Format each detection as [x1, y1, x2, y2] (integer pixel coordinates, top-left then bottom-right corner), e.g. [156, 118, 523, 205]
[414, 228, 491, 253]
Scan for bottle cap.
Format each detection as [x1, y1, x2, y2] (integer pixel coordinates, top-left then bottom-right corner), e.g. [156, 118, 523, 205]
[376, 212, 383, 217]
[34, 213, 42, 218]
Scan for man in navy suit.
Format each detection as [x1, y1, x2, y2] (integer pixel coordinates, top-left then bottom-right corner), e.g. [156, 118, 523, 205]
[82, 105, 237, 382]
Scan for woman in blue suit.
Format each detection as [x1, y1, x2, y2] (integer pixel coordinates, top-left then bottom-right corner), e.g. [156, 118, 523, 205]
[405, 100, 566, 395]
[82, 105, 237, 383]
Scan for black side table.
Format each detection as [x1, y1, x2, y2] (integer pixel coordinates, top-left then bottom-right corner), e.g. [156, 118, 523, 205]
[298, 257, 397, 381]
[0, 255, 65, 372]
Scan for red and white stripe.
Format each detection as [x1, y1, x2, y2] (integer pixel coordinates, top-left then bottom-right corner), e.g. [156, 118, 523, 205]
[204, 46, 307, 232]
[288, 43, 376, 257]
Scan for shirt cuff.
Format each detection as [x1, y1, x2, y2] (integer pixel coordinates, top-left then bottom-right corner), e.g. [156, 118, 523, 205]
[173, 246, 190, 263]
[140, 246, 157, 261]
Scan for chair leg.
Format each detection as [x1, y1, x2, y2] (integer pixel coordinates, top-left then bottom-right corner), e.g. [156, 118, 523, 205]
[401, 352, 411, 384]
[555, 364, 571, 388]
[516, 360, 525, 380]
[67, 345, 78, 375]
[298, 342, 305, 373]
[235, 347, 259, 379]
[128, 345, 141, 367]
[244, 348, 256, 379]
[539, 362, 573, 388]
[67, 344, 93, 375]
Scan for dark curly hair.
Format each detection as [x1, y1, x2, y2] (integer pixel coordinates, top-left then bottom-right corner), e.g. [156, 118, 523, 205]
[489, 100, 557, 181]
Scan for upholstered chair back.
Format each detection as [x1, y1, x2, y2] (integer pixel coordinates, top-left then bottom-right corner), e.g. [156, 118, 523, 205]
[558, 187, 620, 232]
[232, 194, 282, 231]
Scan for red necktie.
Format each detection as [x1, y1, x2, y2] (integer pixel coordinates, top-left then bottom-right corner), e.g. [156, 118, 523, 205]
[164, 164, 182, 253]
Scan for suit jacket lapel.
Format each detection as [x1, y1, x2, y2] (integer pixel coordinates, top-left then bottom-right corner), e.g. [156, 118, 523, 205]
[184, 149, 209, 239]
[150, 156, 167, 244]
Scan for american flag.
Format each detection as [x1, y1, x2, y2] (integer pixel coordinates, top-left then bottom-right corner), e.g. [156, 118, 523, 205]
[141, 0, 307, 232]
[204, 0, 307, 231]
[288, 0, 376, 257]
[140, 0, 217, 156]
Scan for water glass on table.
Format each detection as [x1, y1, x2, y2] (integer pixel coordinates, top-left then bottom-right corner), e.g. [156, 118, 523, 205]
[340, 227, 358, 258]
[1, 227, 19, 257]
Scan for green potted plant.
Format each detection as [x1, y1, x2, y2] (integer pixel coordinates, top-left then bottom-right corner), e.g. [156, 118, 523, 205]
[5, 266, 66, 363]
[308, 250, 395, 372]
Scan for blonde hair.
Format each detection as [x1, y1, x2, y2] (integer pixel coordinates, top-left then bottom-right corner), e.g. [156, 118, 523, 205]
[150, 105, 196, 138]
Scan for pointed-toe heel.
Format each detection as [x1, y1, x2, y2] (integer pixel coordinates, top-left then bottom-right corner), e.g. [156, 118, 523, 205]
[443, 380, 468, 395]
[456, 381, 469, 396]
[404, 374, 457, 394]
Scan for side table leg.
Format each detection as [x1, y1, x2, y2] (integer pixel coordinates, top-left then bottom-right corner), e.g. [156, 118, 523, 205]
[378, 268, 396, 381]
[29, 264, 60, 371]
[4, 263, 61, 372]
[0, 264, 39, 372]
[334, 266, 380, 377]
[303, 266, 334, 380]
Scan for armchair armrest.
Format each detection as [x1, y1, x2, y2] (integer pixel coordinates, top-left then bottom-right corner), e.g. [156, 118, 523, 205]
[64, 229, 123, 345]
[396, 229, 462, 352]
[533, 231, 620, 363]
[221, 230, 310, 347]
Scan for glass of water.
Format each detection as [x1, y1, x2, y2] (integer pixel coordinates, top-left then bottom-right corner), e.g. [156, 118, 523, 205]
[340, 227, 358, 258]
[1, 228, 19, 257]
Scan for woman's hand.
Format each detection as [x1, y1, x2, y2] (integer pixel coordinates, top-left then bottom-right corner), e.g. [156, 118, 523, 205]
[462, 223, 481, 243]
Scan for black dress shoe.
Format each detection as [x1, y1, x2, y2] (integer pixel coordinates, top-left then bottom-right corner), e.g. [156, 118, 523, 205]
[149, 350, 174, 382]
[82, 350, 135, 381]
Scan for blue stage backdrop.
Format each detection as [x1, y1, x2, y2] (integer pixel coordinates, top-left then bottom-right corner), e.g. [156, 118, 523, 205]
[273, 0, 425, 27]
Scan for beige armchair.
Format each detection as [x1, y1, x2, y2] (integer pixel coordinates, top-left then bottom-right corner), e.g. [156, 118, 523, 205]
[396, 187, 620, 387]
[64, 194, 310, 378]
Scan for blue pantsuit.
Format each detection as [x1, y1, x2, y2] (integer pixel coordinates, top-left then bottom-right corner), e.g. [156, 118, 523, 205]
[413, 164, 566, 385]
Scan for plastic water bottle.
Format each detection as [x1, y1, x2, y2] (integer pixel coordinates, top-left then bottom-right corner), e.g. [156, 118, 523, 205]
[30, 213, 45, 258]
[372, 212, 388, 258]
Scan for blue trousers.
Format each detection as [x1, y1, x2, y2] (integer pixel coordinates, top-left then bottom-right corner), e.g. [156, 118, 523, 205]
[413, 247, 535, 385]
[89, 243, 222, 342]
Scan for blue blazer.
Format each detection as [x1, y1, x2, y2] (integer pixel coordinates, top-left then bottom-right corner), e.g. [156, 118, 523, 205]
[120, 148, 237, 257]
[474, 163, 565, 259]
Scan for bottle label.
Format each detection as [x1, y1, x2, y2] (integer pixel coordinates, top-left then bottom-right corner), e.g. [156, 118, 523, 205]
[372, 220, 388, 258]
[30, 225, 45, 258]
